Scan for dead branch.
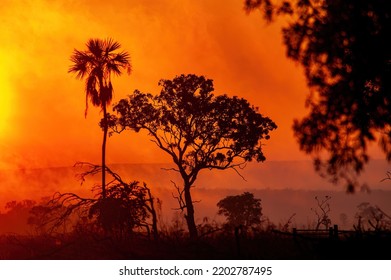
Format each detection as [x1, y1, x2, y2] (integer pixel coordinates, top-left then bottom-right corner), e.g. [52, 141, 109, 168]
[161, 167, 180, 172]
[142, 182, 159, 240]
[171, 181, 186, 211]
[281, 213, 296, 232]
[312, 195, 332, 230]
[231, 166, 247, 182]
[381, 171, 391, 182]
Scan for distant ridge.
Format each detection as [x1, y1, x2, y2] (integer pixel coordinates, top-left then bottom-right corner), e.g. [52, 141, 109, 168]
[0, 160, 391, 229]
[2, 159, 390, 191]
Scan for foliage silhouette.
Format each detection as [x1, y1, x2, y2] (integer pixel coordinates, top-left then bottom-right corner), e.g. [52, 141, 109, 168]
[109, 74, 277, 239]
[0, 200, 37, 234]
[31, 163, 158, 239]
[354, 202, 391, 231]
[28, 197, 71, 235]
[68, 38, 131, 198]
[2, 196, 391, 259]
[311, 195, 331, 230]
[217, 192, 263, 230]
[245, 0, 391, 191]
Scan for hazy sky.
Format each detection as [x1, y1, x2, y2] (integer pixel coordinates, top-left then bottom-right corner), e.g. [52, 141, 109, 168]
[0, 0, 384, 170]
[1, 1, 390, 227]
[0, 0, 311, 169]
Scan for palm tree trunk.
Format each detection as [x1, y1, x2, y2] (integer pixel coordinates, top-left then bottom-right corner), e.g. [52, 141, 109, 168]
[102, 105, 107, 199]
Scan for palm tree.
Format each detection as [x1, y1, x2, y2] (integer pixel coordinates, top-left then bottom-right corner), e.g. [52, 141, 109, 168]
[68, 38, 131, 199]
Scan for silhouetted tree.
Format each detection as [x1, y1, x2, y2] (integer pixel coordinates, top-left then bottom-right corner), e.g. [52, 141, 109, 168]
[245, 0, 391, 191]
[63, 163, 158, 238]
[34, 163, 159, 239]
[0, 200, 37, 233]
[110, 74, 277, 239]
[217, 192, 263, 229]
[311, 195, 331, 230]
[355, 202, 391, 231]
[68, 38, 131, 198]
[28, 197, 70, 235]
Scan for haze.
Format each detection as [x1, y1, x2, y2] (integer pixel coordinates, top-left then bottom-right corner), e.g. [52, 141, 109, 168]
[0, 0, 389, 222]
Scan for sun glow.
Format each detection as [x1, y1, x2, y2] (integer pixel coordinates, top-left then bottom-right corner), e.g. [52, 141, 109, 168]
[0, 55, 13, 138]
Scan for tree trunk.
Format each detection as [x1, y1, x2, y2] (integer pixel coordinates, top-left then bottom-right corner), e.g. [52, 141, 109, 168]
[184, 183, 198, 239]
[145, 185, 159, 241]
[102, 105, 107, 199]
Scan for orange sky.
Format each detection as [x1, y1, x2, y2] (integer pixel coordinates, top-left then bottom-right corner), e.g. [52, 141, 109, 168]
[0, 0, 385, 171]
[0, 0, 311, 170]
[1, 0, 391, 228]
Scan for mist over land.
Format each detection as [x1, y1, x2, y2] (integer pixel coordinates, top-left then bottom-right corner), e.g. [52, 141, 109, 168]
[1, 159, 390, 233]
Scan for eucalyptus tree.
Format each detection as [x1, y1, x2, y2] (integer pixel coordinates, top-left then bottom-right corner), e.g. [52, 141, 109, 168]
[245, 0, 390, 191]
[110, 74, 277, 238]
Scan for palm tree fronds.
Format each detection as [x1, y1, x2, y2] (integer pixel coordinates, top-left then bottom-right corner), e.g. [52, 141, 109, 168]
[85, 75, 101, 117]
[69, 37, 131, 115]
[104, 38, 121, 53]
[87, 38, 104, 59]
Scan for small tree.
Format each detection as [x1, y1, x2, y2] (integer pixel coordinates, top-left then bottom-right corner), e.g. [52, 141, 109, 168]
[354, 202, 391, 231]
[110, 74, 277, 239]
[217, 192, 263, 229]
[311, 195, 332, 230]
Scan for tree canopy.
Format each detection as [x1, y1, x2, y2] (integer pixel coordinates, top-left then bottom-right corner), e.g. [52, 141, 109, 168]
[110, 74, 277, 238]
[245, 0, 391, 191]
[217, 192, 263, 229]
[69, 38, 131, 117]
